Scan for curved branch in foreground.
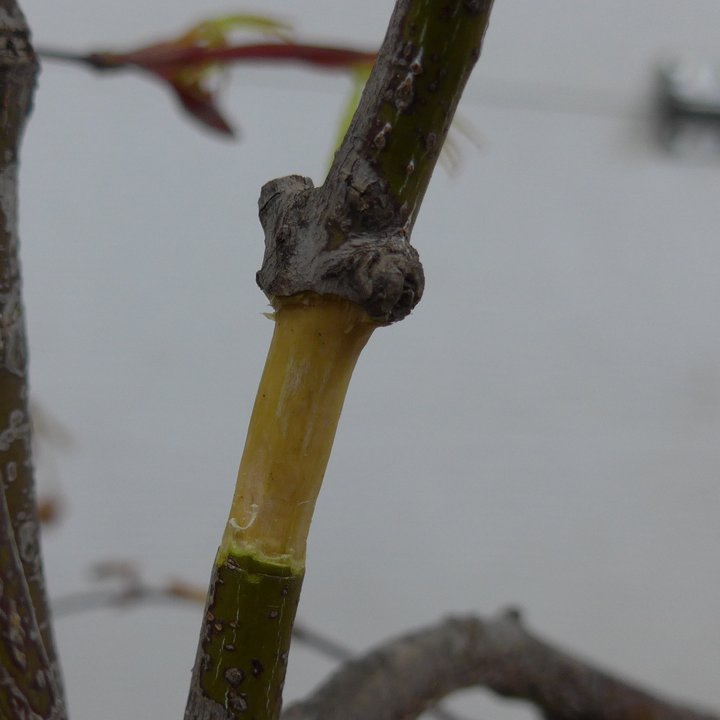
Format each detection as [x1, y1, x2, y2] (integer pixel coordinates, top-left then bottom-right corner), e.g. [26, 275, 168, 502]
[282, 609, 719, 720]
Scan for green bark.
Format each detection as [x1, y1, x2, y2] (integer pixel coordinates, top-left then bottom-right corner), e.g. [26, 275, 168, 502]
[373, 0, 494, 222]
[185, 553, 303, 719]
[322, 0, 496, 236]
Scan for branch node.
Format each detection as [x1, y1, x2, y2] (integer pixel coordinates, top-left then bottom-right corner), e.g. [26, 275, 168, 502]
[256, 175, 424, 323]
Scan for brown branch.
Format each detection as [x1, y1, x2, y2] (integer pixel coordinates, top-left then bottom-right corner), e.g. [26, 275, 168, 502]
[282, 609, 719, 720]
[51, 564, 206, 618]
[51, 583, 190, 617]
[290, 624, 475, 720]
[81, 43, 377, 71]
[36, 40, 377, 138]
[0, 485, 65, 718]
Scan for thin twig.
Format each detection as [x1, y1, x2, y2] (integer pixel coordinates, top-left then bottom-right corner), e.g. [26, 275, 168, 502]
[51, 586, 182, 617]
[35, 48, 94, 65]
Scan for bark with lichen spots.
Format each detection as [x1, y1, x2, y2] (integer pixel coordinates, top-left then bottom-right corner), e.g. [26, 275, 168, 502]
[185, 555, 303, 720]
[0, 1, 66, 715]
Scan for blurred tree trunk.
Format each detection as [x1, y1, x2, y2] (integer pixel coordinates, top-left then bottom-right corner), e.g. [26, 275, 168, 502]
[0, 1, 66, 716]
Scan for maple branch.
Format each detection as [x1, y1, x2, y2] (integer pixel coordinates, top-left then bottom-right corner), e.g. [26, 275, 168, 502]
[185, 2, 497, 719]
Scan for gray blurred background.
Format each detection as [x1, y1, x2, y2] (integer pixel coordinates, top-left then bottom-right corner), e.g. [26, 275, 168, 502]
[16, 1, 720, 718]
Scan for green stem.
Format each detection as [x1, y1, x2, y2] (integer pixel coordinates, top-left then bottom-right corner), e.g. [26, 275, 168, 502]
[185, 553, 303, 719]
[322, 0, 495, 233]
[186, 3, 497, 718]
[185, 295, 371, 720]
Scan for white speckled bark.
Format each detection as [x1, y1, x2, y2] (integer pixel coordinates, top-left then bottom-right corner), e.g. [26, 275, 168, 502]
[0, 1, 67, 716]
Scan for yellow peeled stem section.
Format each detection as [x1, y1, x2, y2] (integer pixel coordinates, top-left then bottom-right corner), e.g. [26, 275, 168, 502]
[220, 293, 375, 568]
